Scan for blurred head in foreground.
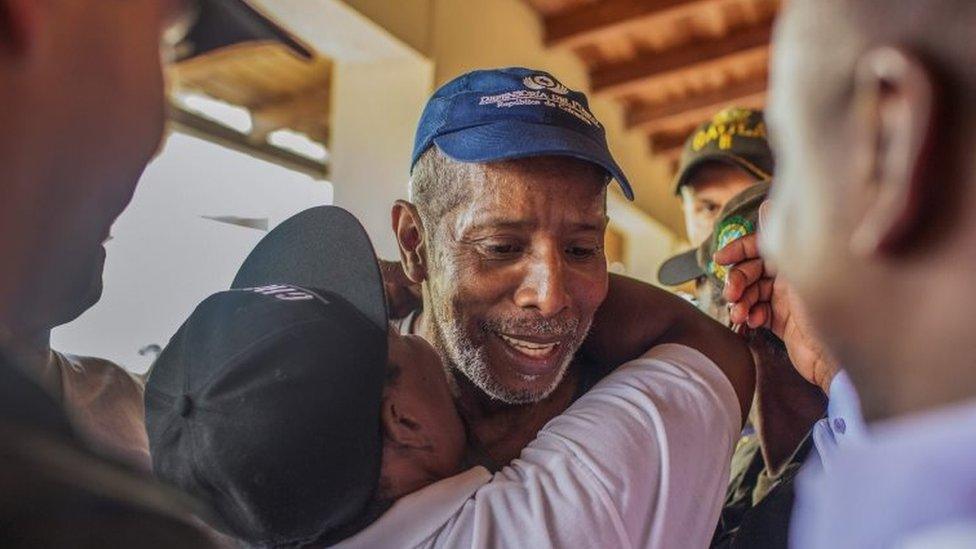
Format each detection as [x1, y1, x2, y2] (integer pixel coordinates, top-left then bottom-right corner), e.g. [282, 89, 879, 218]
[0, 0, 311, 335]
[763, 0, 976, 419]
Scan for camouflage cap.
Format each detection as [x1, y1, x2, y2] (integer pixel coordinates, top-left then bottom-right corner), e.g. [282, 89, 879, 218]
[657, 181, 770, 287]
[672, 107, 773, 194]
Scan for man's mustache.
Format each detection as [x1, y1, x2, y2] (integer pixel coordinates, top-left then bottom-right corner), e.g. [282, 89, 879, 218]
[482, 314, 581, 338]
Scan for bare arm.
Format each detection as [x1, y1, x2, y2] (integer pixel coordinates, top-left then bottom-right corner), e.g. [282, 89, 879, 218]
[580, 274, 756, 424]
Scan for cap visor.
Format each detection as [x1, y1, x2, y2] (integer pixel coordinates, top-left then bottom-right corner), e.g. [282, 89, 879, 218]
[433, 120, 634, 200]
[657, 248, 704, 286]
[184, 0, 314, 60]
[673, 153, 771, 194]
[232, 206, 388, 332]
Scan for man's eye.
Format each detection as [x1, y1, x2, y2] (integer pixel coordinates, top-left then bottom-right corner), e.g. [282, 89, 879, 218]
[482, 242, 523, 258]
[566, 246, 600, 259]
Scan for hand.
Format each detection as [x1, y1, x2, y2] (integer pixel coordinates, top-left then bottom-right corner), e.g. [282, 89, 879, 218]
[714, 233, 839, 394]
[379, 259, 422, 320]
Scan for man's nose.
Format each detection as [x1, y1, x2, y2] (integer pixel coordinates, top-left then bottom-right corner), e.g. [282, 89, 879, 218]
[513, 245, 571, 317]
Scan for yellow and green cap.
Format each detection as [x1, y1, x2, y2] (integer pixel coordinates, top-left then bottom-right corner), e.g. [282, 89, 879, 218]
[672, 107, 773, 194]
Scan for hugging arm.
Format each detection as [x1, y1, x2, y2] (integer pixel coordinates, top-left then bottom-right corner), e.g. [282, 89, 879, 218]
[580, 274, 755, 423]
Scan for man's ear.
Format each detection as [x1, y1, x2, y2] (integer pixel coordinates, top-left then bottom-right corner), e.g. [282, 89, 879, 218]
[379, 394, 432, 450]
[849, 47, 938, 257]
[392, 200, 428, 285]
[0, 0, 39, 56]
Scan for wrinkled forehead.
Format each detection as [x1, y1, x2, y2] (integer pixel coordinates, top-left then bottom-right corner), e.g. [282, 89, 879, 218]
[453, 157, 609, 230]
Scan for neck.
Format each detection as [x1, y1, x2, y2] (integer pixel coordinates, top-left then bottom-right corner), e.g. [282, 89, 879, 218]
[848, 257, 976, 421]
[0, 327, 59, 399]
[0, 326, 51, 365]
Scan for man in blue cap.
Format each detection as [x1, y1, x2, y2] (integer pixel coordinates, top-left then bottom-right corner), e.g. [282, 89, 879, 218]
[390, 67, 756, 467]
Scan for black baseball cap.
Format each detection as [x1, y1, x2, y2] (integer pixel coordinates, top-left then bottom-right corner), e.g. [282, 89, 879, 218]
[658, 181, 770, 287]
[412, 67, 634, 200]
[176, 0, 314, 60]
[146, 206, 391, 546]
[671, 107, 773, 194]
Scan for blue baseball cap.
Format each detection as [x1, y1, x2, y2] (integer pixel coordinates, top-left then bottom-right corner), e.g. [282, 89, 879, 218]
[411, 67, 634, 200]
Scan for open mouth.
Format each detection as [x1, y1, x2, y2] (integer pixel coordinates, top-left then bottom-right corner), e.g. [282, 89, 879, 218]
[497, 333, 562, 359]
[487, 329, 574, 379]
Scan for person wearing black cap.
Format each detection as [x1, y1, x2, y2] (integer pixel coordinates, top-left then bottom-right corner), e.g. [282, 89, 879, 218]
[390, 67, 755, 470]
[653, 112, 825, 547]
[148, 205, 755, 548]
[147, 207, 465, 547]
[658, 106, 773, 292]
[685, 184, 828, 549]
[669, 107, 774, 251]
[0, 0, 312, 471]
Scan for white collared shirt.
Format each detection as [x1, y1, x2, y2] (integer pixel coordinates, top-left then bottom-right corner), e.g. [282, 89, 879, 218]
[337, 344, 741, 549]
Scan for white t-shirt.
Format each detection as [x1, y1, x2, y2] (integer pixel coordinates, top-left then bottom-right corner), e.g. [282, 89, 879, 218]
[337, 343, 741, 549]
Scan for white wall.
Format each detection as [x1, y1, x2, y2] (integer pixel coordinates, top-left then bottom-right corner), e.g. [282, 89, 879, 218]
[329, 59, 433, 257]
[52, 132, 333, 372]
[258, 0, 434, 257]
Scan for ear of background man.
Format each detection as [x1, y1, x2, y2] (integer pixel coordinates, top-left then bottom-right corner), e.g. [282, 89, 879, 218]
[848, 47, 939, 257]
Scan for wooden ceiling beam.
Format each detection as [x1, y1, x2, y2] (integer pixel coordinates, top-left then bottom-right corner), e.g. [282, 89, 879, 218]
[590, 22, 772, 98]
[649, 130, 691, 160]
[168, 106, 329, 179]
[627, 77, 768, 132]
[250, 86, 331, 143]
[543, 0, 712, 48]
[637, 90, 766, 135]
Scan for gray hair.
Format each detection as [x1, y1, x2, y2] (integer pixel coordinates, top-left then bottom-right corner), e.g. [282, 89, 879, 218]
[408, 147, 478, 233]
[409, 147, 612, 229]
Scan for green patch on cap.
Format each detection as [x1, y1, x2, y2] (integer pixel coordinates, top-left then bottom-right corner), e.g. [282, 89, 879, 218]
[707, 215, 755, 282]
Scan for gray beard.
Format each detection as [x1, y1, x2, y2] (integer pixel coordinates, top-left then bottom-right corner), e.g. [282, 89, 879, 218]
[428, 297, 588, 405]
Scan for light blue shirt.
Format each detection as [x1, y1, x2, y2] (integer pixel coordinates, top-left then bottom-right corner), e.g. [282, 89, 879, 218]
[807, 370, 866, 472]
[792, 375, 976, 548]
[791, 370, 865, 547]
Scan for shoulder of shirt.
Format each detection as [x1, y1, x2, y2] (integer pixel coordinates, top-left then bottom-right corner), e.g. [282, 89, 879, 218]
[52, 351, 146, 390]
[576, 342, 742, 438]
[609, 343, 736, 393]
[900, 521, 976, 548]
